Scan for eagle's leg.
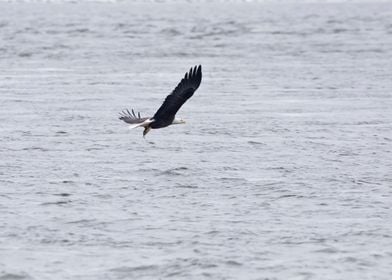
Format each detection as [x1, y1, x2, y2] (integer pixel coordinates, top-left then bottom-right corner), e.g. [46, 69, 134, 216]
[143, 126, 151, 138]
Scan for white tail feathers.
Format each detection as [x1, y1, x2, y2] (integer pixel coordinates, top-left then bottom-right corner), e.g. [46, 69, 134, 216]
[128, 123, 143, 129]
[128, 119, 154, 130]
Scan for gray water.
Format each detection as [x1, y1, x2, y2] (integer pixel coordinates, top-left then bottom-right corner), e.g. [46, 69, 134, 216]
[1, 1, 392, 279]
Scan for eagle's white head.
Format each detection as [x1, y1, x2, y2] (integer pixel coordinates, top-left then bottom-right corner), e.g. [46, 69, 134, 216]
[172, 118, 186, 125]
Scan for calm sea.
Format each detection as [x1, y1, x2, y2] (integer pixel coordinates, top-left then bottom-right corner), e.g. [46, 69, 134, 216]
[1, 1, 391, 279]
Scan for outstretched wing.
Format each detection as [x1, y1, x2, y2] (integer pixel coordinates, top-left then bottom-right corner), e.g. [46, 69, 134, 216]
[119, 109, 149, 124]
[153, 65, 202, 122]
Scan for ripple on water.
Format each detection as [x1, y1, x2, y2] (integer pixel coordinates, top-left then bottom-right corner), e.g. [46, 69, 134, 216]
[0, 273, 32, 280]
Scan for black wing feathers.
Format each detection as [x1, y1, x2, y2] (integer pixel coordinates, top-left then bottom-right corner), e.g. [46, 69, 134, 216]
[153, 65, 202, 122]
[119, 109, 149, 124]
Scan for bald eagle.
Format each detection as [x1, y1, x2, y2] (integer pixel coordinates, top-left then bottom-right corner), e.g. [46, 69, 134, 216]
[119, 65, 202, 137]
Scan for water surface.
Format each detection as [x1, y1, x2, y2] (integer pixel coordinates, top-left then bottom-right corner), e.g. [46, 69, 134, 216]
[0, 1, 392, 279]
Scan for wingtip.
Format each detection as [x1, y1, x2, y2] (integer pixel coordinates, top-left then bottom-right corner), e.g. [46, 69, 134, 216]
[196, 65, 202, 83]
[193, 65, 201, 79]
